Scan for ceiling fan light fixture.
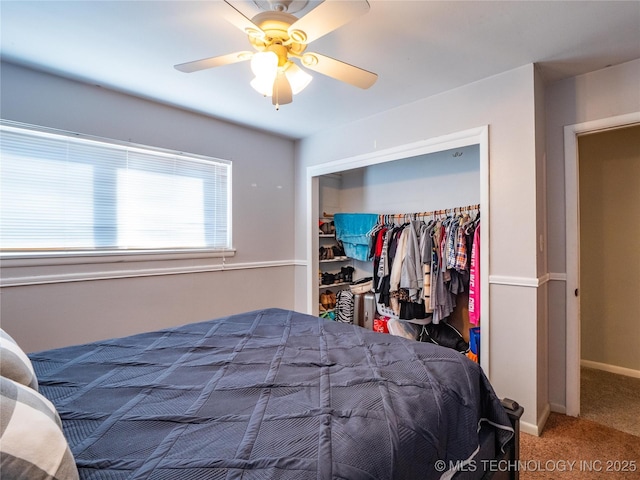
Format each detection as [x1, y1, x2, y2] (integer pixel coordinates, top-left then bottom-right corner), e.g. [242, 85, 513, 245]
[176, 0, 378, 106]
[250, 50, 279, 78]
[250, 75, 274, 96]
[284, 62, 312, 94]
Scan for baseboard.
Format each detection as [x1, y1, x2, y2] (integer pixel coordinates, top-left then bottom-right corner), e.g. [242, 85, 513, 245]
[549, 402, 566, 414]
[520, 403, 550, 437]
[581, 359, 640, 379]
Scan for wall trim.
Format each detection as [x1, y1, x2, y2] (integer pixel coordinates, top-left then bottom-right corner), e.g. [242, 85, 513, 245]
[548, 272, 567, 282]
[581, 359, 640, 379]
[0, 260, 297, 287]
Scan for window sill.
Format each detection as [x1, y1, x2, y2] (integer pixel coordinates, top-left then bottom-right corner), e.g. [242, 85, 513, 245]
[1, 248, 236, 267]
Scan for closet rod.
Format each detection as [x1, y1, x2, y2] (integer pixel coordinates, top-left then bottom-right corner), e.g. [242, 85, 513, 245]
[381, 203, 480, 222]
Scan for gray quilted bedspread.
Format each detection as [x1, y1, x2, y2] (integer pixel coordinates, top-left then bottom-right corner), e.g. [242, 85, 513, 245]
[30, 308, 513, 479]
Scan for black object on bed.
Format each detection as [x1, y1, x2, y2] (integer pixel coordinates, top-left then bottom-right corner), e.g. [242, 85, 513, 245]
[30, 308, 518, 480]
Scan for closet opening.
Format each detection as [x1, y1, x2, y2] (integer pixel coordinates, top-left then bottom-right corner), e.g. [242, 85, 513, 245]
[306, 126, 491, 374]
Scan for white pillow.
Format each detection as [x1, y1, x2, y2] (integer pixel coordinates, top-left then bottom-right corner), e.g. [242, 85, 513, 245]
[0, 329, 38, 391]
[0, 376, 79, 480]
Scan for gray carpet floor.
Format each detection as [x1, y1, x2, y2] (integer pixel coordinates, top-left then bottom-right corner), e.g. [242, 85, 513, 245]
[580, 366, 640, 437]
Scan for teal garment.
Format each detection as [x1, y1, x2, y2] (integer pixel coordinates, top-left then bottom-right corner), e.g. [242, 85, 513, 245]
[333, 213, 378, 261]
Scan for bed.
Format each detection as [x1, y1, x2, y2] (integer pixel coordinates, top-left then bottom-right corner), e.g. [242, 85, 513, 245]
[14, 308, 522, 479]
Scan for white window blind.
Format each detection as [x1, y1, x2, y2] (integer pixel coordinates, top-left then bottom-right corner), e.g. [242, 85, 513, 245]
[0, 122, 231, 253]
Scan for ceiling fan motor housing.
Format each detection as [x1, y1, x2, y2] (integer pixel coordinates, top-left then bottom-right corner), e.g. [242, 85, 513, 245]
[249, 11, 307, 58]
[253, 0, 309, 14]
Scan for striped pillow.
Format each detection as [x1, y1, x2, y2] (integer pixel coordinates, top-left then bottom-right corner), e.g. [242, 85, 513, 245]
[0, 376, 79, 480]
[0, 329, 38, 391]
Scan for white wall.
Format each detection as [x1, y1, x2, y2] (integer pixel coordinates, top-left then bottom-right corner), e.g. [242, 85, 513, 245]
[0, 62, 298, 352]
[338, 145, 480, 214]
[294, 64, 547, 432]
[545, 59, 640, 411]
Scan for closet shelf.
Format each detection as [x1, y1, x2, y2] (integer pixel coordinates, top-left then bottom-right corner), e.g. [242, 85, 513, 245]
[319, 256, 350, 263]
[319, 234, 335, 238]
[318, 281, 351, 288]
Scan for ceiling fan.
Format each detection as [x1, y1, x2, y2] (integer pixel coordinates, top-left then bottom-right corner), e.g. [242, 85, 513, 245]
[174, 0, 378, 108]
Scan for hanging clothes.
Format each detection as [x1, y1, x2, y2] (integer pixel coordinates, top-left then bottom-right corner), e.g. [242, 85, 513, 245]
[420, 220, 436, 313]
[468, 223, 481, 325]
[333, 213, 378, 261]
[400, 221, 424, 302]
[368, 206, 479, 324]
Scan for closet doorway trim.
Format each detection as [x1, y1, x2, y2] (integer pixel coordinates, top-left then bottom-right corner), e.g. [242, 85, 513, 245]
[306, 125, 490, 375]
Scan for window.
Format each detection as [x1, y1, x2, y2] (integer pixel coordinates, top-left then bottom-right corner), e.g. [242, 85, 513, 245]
[0, 121, 232, 255]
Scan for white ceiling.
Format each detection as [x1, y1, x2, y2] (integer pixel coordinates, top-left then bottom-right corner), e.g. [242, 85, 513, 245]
[1, 1, 639, 140]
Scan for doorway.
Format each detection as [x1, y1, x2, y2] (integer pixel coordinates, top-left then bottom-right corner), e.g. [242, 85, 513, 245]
[564, 114, 640, 417]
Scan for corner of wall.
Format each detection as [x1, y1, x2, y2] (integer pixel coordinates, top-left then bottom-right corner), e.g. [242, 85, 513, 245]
[521, 402, 551, 437]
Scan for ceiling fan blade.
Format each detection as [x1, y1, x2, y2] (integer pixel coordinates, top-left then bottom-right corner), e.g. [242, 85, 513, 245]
[223, 0, 265, 40]
[272, 72, 293, 107]
[288, 0, 370, 44]
[174, 51, 253, 73]
[301, 52, 377, 89]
